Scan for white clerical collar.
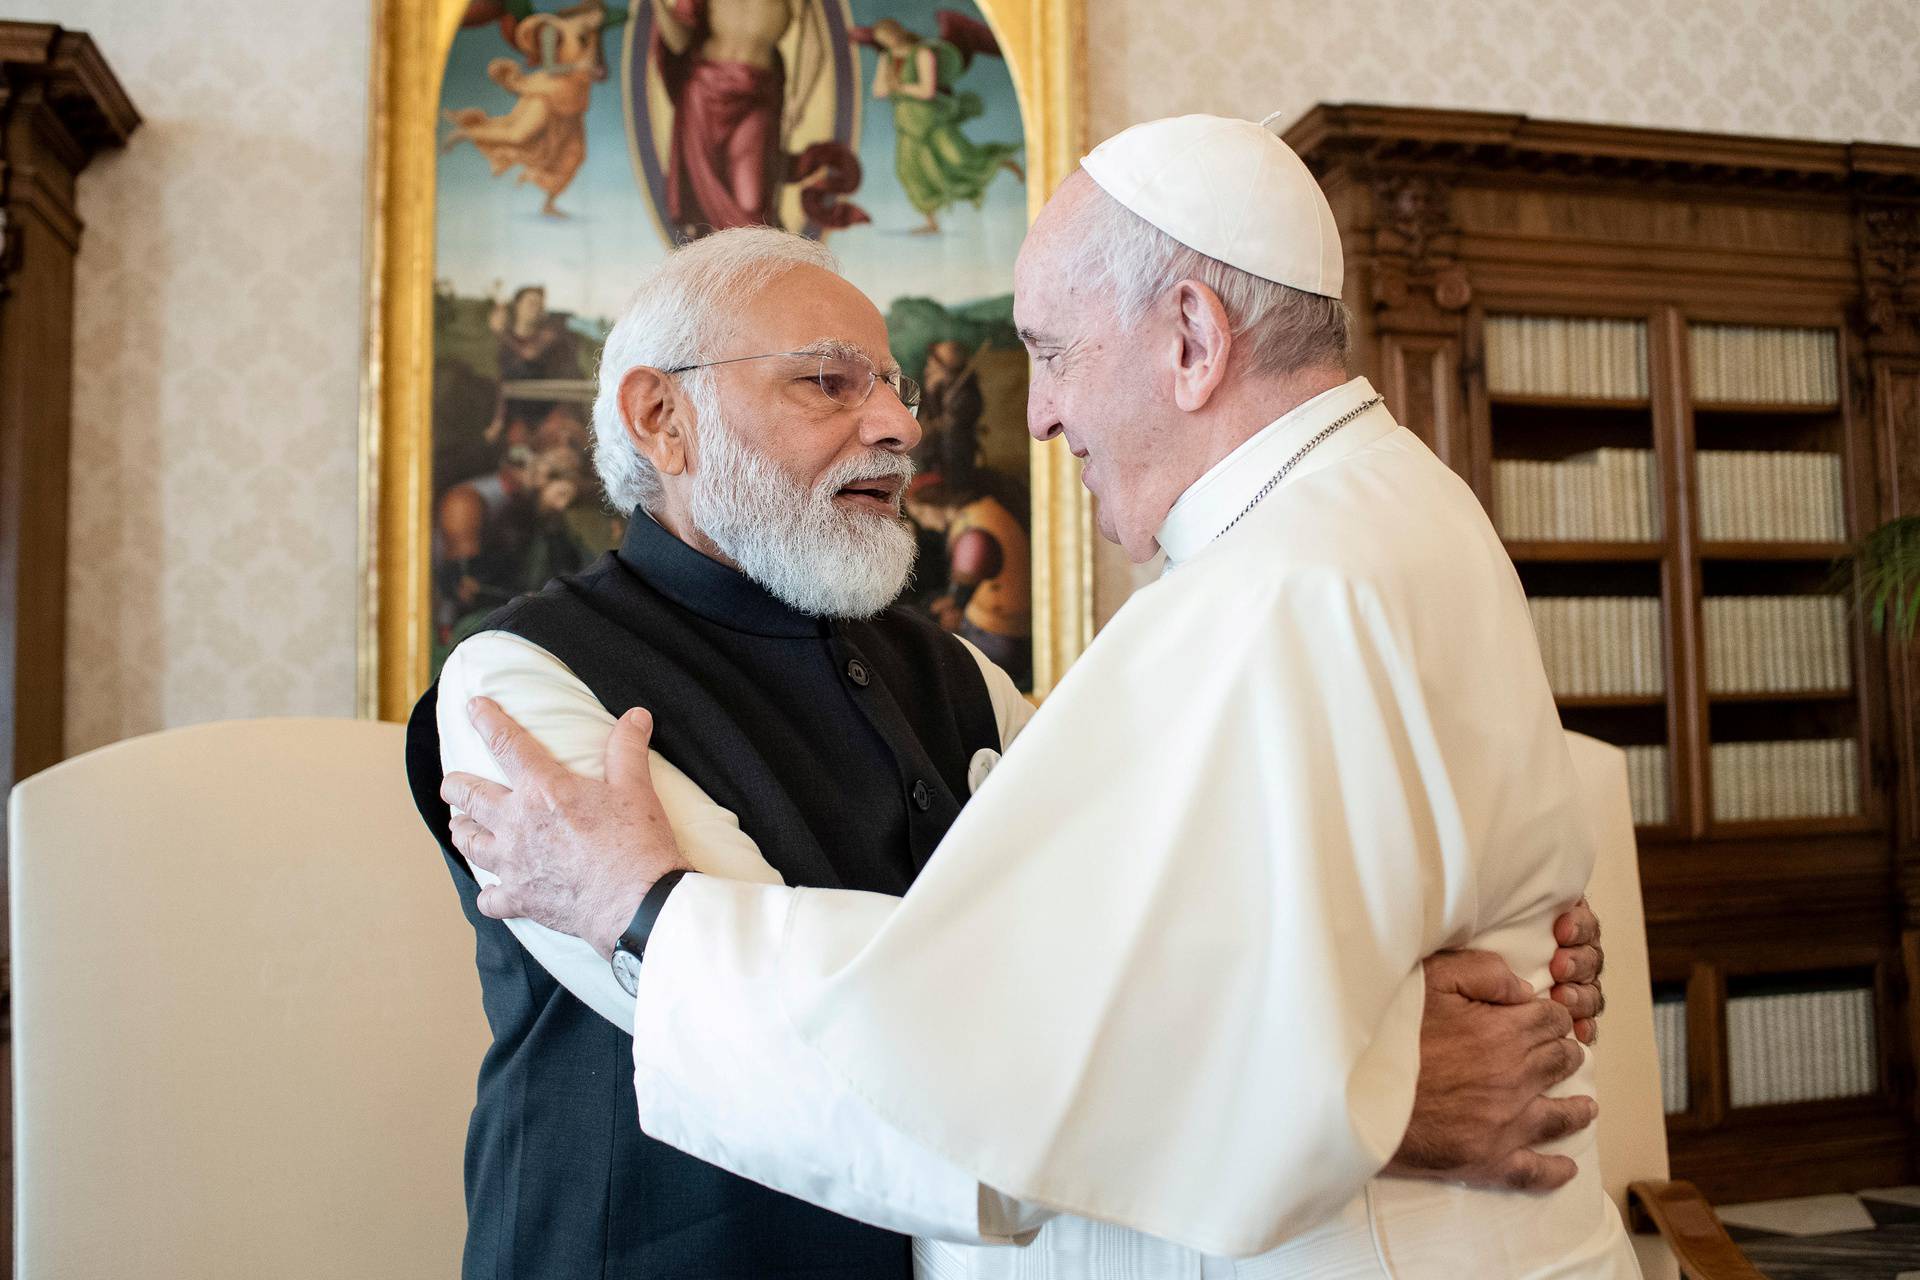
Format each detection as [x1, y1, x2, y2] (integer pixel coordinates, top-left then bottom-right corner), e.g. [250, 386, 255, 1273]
[1155, 375, 1389, 567]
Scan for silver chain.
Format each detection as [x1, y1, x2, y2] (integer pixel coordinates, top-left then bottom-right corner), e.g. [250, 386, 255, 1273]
[1209, 396, 1383, 544]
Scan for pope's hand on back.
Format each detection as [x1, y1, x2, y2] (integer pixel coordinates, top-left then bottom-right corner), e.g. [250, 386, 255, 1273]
[444, 697, 690, 958]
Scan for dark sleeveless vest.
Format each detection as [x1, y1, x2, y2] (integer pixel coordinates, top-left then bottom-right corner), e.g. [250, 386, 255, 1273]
[406, 512, 1002, 1279]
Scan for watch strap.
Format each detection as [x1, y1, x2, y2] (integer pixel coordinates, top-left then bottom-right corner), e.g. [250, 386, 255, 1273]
[615, 868, 689, 964]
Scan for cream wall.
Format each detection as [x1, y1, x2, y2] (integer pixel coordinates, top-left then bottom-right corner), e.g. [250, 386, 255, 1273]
[43, 0, 1920, 742]
[38, 0, 371, 754]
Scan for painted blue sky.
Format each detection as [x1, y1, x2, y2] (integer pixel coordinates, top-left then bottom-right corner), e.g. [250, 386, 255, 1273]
[433, 0, 1031, 328]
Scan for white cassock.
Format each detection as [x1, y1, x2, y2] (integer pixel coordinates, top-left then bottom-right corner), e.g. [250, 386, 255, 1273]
[443, 376, 1639, 1278]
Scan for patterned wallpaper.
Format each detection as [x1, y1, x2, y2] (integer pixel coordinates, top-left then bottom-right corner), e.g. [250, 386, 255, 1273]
[39, 0, 1920, 743]
[1087, 0, 1920, 144]
[29, 0, 371, 754]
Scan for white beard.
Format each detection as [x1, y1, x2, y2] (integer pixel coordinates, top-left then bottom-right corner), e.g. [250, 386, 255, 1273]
[688, 410, 917, 619]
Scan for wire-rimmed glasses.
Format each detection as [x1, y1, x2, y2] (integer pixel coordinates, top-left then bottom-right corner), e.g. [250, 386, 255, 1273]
[662, 349, 922, 412]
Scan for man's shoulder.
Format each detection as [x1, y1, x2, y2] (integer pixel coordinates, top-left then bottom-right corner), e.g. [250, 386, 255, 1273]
[859, 606, 983, 674]
[478, 553, 616, 634]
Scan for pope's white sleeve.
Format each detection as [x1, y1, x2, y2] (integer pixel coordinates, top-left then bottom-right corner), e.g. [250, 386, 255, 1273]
[632, 876, 1050, 1244]
[635, 567, 1450, 1256]
[437, 630, 782, 1031]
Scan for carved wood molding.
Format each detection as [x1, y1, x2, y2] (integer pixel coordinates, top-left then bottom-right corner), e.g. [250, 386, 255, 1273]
[1367, 172, 1473, 319]
[0, 23, 139, 157]
[1860, 203, 1920, 349]
[1289, 103, 1920, 199]
[0, 23, 140, 283]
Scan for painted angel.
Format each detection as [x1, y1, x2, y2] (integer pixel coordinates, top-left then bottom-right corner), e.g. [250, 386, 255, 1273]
[857, 12, 1023, 234]
[441, 1, 618, 218]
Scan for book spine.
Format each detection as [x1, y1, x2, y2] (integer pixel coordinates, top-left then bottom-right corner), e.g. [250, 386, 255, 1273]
[1654, 998, 1689, 1114]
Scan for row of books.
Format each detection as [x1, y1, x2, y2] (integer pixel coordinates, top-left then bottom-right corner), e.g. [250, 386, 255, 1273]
[1695, 450, 1847, 542]
[1624, 744, 1671, 827]
[1493, 450, 1660, 541]
[1703, 596, 1852, 694]
[1727, 987, 1876, 1106]
[1651, 987, 1877, 1113]
[1653, 997, 1689, 1115]
[1485, 315, 1650, 400]
[1710, 738, 1859, 821]
[1690, 324, 1840, 406]
[1528, 597, 1664, 696]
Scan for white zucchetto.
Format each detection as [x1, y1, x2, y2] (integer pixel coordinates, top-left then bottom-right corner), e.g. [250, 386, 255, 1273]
[1080, 114, 1344, 299]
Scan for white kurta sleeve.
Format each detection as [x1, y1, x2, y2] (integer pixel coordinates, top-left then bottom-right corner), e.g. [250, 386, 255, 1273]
[955, 636, 1038, 748]
[443, 630, 1047, 1242]
[437, 631, 783, 1029]
[634, 563, 1443, 1257]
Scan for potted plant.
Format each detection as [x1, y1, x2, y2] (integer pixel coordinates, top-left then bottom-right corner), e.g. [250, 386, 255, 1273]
[1852, 515, 1920, 641]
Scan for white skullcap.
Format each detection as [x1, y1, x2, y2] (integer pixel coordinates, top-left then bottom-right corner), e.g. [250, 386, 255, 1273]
[1080, 113, 1343, 299]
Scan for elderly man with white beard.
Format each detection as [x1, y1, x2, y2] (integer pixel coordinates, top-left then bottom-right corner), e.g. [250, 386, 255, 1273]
[415, 211, 1612, 1280]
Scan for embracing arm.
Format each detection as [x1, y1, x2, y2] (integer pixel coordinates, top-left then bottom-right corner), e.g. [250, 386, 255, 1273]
[443, 632, 1048, 1243]
[450, 610, 1608, 1251]
[438, 631, 782, 1028]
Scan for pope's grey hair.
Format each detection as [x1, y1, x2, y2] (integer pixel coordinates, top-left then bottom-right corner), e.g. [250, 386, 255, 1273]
[591, 228, 839, 514]
[1058, 181, 1352, 379]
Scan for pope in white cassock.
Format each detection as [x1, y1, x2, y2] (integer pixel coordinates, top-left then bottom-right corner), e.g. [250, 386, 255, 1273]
[446, 115, 1640, 1277]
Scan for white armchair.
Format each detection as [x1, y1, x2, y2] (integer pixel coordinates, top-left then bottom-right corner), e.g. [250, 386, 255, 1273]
[1567, 731, 1765, 1280]
[8, 718, 486, 1279]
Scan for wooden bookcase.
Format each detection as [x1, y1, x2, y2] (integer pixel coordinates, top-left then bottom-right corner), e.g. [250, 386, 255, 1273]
[1289, 105, 1920, 1204]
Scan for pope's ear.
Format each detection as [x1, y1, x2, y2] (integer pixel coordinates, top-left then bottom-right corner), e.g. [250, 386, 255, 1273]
[619, 366, 692, 476]
[1169, 279, 1233, 413]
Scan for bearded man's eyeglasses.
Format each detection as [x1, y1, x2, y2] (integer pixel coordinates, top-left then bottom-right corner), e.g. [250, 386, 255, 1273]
[662, 350, 922, 413]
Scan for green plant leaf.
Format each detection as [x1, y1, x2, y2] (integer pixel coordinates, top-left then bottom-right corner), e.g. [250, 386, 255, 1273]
[1848, 515, 1920, 643]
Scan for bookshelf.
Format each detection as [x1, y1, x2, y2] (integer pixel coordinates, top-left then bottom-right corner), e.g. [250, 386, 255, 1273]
[1291, 106, 1920, 1203]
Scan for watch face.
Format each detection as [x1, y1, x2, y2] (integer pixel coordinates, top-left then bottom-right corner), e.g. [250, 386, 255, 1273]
[611, 948, 642, 997]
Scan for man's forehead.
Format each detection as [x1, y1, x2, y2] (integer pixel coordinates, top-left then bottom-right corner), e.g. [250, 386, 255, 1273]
[1013, 249, 1069, 340]
[741, 266, 894, 363]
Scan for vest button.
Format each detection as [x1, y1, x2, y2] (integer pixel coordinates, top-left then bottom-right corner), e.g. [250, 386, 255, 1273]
[911, 779, 933, 811]
[845, 658, 870, 687]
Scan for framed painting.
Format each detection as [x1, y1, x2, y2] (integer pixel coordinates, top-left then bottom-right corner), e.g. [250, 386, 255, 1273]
[359, 0, 1090, 719]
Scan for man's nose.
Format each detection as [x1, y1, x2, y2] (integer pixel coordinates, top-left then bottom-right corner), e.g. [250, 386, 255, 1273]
[860, 385, 922, 453]
[1027, 397, 1063, 443]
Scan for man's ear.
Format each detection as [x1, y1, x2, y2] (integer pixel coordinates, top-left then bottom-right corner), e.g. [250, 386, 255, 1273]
[1167, 280, 1234, 413]
[619, 366, 693, 476]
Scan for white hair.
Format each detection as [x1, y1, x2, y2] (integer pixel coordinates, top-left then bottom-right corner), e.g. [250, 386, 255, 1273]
[590, 227, 839, 513]
[1059, 181, 1352, 378]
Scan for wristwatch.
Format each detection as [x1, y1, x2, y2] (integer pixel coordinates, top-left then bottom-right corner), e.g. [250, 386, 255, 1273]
[610, 869, 690, 996]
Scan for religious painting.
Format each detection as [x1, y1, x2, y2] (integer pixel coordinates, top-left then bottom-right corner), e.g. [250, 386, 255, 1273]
[403, 0, 1069, 692]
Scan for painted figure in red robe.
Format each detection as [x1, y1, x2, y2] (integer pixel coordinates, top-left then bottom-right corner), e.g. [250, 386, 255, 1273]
[651, 0, 865, 238]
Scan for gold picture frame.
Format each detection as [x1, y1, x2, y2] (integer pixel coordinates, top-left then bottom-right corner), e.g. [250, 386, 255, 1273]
[357, 0, 1092, 720]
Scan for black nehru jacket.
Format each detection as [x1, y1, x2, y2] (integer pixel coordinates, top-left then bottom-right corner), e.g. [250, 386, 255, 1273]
[406, 510, 1003, 1279]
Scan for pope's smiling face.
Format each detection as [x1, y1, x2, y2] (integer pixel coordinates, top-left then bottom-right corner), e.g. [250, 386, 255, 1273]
[1015, 173, 1195, 564]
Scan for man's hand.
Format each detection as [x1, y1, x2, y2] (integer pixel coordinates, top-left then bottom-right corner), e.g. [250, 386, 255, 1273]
[1385, 950, 1597, 1191]
[441, 698, 692, 957]
[1551, 899, 1605, 1044]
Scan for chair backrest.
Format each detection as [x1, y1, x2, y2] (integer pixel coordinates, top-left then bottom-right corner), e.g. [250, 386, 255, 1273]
[1563, 730, 1671, 1208]
[9, 718, 487, 1279]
